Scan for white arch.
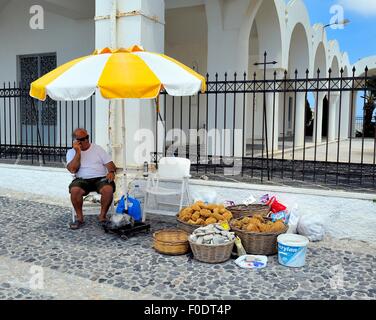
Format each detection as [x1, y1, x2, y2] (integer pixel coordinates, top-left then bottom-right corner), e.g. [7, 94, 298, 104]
[353, 56, 376, 77]
[252, 0, 284, 67]
[314, 41, 327, 77]
[331, 55, 340, 77]
[285, 0, 312, 73]
[342, 52, 351, 77]
[328, 40, 341, 76]
[327, 49, 340, 142]
[288, 23, 310, 76]
[312, 24, 329, 77]
[238, 0, 285, 73]
[237, 0, 264, 73]
[286, 20, 310, 147]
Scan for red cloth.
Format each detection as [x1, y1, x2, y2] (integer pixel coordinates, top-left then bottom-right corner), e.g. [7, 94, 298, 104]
[266, 196, 287, 213]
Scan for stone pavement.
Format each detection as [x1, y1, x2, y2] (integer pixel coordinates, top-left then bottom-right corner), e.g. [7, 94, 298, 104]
[0, 196, 375, 300]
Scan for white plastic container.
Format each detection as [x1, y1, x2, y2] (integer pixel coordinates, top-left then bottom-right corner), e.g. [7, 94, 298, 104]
[277, 234, 309, 268]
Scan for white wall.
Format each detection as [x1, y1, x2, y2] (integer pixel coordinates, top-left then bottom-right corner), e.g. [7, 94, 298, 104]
[0, 0, 94, 84]
[165, 5, 207, 75]
[0, 0, 95, 146]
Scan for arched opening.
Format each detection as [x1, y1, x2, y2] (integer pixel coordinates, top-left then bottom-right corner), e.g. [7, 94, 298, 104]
[313, 42, 327, 142]
[285, 23, 310, 149]
[341, 66, 351, 140]
[353, 67, 376, 139]
[330, 56, 340, 140]
[288, 24, 310, 74]
[322, 96, 329, 137]
[246, 0, 282, 152]
[248, 0, 282, 76]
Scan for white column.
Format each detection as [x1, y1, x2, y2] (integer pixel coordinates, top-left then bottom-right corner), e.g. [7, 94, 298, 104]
[205, 0, 242, 158]
[266, 92, 279, 151]
[350, 94, 357, 138]
[294, 92, 306, 147]
[94, 1, 112, 151]
[328, 93, 339, 142]
[314, 93, 325, 144]
[339, 91, 351, 139]
[205, 0, 241, 75]
[95, 0, 165, 168]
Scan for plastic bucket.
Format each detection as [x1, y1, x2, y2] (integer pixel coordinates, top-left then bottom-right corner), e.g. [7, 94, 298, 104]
[277, 234, 309, 268]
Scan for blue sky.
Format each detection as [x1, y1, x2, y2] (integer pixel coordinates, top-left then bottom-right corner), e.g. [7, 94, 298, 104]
[303, 0, 376, 64]
[303, 0, 376, 116]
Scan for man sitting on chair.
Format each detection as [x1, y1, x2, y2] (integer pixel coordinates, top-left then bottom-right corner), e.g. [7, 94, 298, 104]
[67, 128, 117, 230]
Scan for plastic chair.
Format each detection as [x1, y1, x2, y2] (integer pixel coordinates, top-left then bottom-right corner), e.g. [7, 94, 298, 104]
[70, 175, 115, 223]
[143, 157, 192, 220]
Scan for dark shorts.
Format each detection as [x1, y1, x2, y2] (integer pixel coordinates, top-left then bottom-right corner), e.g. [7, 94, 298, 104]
[69, 177, 116, 195]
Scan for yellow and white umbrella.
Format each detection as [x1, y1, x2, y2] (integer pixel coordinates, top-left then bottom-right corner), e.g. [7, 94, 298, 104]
[29, 45, 206, 219]
[30, 45, 206, 101]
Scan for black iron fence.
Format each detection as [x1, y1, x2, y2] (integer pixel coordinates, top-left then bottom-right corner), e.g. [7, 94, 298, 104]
[0, 84, 95, 165]
[1, 63, 375, 191]
[156, 64, 376, 190]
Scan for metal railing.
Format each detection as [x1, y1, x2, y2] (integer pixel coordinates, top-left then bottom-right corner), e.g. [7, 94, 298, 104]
[1, 63, 375, 191]
[0, 84, 95, 165]
[155, 64, 376, 190]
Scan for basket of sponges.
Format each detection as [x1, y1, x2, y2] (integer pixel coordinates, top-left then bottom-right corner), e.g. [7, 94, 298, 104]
[230, 214, 287, 255]
[225, 204, 270, 219]
[177, 201, 234, 234]
[188, 223, 236, 263]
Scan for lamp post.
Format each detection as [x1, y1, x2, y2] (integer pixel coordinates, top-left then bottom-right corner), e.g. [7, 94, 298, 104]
[323, 19, 351, 29]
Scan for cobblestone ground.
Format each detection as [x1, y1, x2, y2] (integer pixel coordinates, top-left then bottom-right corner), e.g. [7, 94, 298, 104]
[0, 196, 375, 300]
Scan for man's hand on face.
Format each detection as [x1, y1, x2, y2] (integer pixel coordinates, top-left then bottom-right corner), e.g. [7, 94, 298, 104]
[73, 141, 82, 153]
[106, 172, 115, 182]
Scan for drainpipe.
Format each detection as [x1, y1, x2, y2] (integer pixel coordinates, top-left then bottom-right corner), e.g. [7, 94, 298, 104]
[110, 0, 117, 48]
[108, 0, 117, 159]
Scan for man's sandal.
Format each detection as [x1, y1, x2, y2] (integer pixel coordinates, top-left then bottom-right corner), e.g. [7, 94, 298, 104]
[69, 220, 85, 230]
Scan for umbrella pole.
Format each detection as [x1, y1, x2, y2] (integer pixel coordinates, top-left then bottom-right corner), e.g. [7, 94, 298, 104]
[121, 100, 128, 212]
[108, 100, 113, 158]
[155, 95, 161, 167]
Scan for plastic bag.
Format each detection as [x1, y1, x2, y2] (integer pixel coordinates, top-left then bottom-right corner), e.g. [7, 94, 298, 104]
[191, 188, 217, 204]
[116, 195, 142, 222]
[260, 194, 287, 213]
[242, 194, 256, 205]
[270, 210, 289, 223]
[287, 205, 300, 234]
[224, 200, 235, 207]
[266, 196, 287, 213]
[234, 236, 247, 257]
[235, 255, 268, 269]
[109, 213, 134, 229]
[297, 214, 325, 241]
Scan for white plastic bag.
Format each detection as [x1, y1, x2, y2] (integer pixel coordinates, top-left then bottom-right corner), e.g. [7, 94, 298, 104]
[242, 194, 256, 205]
[297, 214, 325, 242]
[191, 188, 217, 204]
[109, 213, 134, 229]
[287, 204, 300, 234]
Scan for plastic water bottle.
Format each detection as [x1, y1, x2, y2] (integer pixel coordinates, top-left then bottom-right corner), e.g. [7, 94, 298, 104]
[129, 184, 141, 199]
[143, 161, 149, 178]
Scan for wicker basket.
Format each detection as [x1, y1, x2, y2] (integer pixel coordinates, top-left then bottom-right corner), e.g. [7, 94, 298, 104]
[189, 239, 235, 263]
[153, 229, 190, 255]
[176, 213, 202, 234]
[226, 204, 270, 219]
[230, 218, 288, 256]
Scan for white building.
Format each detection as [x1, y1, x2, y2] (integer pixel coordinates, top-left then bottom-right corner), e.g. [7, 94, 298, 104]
[0, 0, 375, 169]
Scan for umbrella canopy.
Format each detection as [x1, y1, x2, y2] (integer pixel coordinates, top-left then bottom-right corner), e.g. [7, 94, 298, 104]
[30, 45, 206, 102]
